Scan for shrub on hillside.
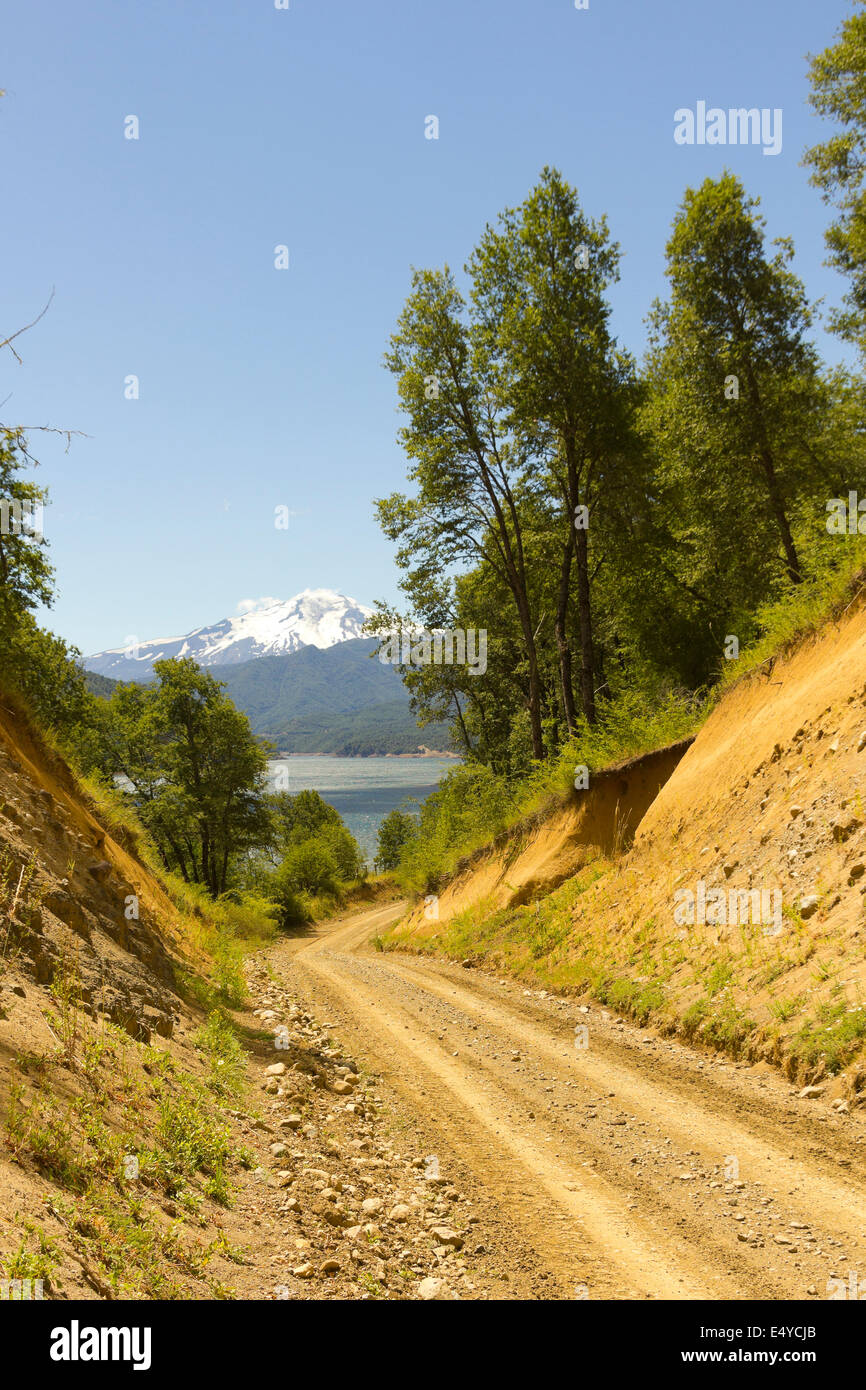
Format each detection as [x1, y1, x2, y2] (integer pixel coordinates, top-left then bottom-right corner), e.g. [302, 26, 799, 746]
[375, 807, 418, 871]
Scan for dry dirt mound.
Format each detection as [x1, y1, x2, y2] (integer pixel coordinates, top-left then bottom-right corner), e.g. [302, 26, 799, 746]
[387, 594, 866, 1088]
[399, 739, 692, 932]
[0, 695, 186, 1041]
[0, 693, 217, 1295]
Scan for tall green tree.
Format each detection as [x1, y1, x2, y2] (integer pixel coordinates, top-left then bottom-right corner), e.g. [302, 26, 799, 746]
[378, 268, 547, 759]
[469, 167, 643, 729]
[805, 0, 866, 358]
[265, 788, 363, 881]
[1, 613, 95, 740]
[0, 429, 99, 745]
[268, 788, 342, 849]
[99, 659, 271, 896]
[644, 174, 829, 602]
[375, 807, 417, 872]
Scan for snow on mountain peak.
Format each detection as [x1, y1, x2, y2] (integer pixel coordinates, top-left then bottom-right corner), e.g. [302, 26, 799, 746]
[85, 590, 374, 682]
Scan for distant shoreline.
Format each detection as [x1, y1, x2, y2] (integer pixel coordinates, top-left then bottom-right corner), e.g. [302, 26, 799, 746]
[272, 748, 460, 761]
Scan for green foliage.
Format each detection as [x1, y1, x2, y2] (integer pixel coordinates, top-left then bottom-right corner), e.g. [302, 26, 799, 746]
[468, 166, 645, 730]
[155, 1084, 233, 1205]
[209, 930, 248, 1009]
[717, 544, 866, 694]
[246, 788, 364, 926]
[790, 1001, 866, 1076]
[193, 1010, 247, 1098]
[268, 876, 309, 928]
[0, 1227, 58, 1286]
[805, 0, 866, 358]
[393, 762, 508, 893]
[375, 168, 648, 762]
[1, 615, 96, 743]
[375, 806, 418, 871]
[377, 163, 866, 795]
[275, 838, 340, 897]
[268, 788, 342, 848]
[0, 429, 52, 628]
[642, 171, 836, 645]
[318, 822, 364, 881]
[84, 658, 272, 898]
[390, 690, 701, 893]
[377, 259, 548, 760]
[0, 430, 106, 752]
[542, 689, 701, 796]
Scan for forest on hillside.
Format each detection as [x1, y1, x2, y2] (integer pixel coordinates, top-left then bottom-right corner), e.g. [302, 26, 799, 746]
[366, 6, 866, 883]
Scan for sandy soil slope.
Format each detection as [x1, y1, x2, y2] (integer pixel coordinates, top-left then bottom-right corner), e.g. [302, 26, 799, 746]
[389, 595, 866, 1083]
[273, 903, 866, 1301]
[399, 740, 692, 931]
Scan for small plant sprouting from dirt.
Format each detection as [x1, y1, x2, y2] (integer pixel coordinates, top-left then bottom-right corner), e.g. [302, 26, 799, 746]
[3, 987, 252, 1297]
[45, 951, 85, 1070]
[0, 1223, 59, 1288]
[789, 1002, 866, 1078]
[193, 1010, 247, 1099]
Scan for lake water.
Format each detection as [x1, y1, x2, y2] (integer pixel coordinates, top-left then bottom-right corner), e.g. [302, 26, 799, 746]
[267, 755, 457, 866]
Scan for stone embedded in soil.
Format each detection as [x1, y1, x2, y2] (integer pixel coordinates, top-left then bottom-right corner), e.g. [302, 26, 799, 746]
[418, 1277, 450, 1300]
[431, 1226, 463, 1249]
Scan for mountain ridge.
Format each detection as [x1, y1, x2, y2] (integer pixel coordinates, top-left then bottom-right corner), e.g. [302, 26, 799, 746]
[83, 637, 454, 756]
[85, 589, 373, 682]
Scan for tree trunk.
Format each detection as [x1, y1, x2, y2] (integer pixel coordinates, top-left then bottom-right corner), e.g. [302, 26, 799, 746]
[219, 845, 230, 896]
[200, 821, 213, 895]
[574, 521, 597, 723]
[742, 359, 802, 585]
[165, 834, 189, 882]
[451, 693, 473, 756]
[516, 593, 545, 758]
[757, 445, 802, 584]
[555, 528, 578, 735]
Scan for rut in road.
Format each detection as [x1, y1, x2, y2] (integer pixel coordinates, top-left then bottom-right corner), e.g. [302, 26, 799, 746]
[271, 902, 866, 1302]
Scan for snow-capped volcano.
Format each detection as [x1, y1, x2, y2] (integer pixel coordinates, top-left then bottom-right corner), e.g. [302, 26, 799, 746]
[85, 589, 374, 682]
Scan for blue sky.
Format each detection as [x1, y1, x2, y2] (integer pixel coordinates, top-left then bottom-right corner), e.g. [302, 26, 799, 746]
[2, 0, 856, 655]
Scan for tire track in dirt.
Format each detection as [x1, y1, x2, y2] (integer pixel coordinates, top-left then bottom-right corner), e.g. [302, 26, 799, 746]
[383, 954, 866, 1242]
[273, 903, 866, 1301]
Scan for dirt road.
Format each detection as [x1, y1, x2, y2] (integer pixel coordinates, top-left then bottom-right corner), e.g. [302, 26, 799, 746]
[269, 902, 866, 1301]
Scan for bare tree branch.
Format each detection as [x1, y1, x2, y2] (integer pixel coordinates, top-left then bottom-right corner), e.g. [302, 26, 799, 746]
[0, 423, 88, 460]
[0, 289, 55, 365]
